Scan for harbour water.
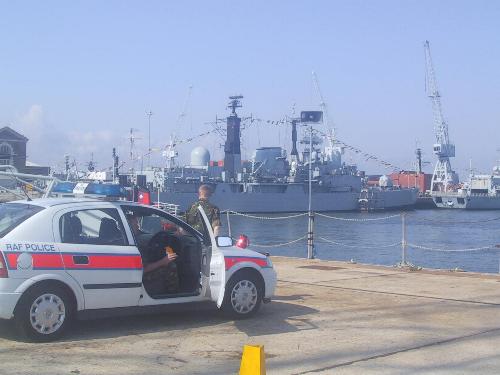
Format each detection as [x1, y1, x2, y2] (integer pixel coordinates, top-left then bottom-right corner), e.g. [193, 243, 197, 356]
[225, 210, 500, 274]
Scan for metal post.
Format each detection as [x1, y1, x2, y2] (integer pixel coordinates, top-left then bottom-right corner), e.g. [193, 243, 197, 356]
[146, 110, 153, 168]
[496, 245, 500, 273]
[307, 125, 315, 259]
[401, 212, 407, 265]
[226, 211, 232, 238]
[308, 212, 315, 259]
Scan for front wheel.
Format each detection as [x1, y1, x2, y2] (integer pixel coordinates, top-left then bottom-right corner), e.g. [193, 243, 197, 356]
[15, 284, 73, 342]
[222, 271, 263, 319]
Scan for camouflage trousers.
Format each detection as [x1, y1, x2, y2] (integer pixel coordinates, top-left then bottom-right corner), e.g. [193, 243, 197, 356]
[143, 262, 179, 295]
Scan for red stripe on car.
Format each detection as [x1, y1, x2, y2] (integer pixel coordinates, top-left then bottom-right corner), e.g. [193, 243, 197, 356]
[62, 254, 143, 269]
[32, 254, 64, 269]
[225, 257, 267, 270]
[4, 252, 142, 270]
[6, 253, 19, 269]
[5, 253, 64, 269]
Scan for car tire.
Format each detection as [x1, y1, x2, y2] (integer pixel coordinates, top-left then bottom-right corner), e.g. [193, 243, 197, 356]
[222, 270, 263, 319]
[15, 284, 73, 342]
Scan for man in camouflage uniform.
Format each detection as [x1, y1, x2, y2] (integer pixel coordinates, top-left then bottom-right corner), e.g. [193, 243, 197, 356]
[185, 184, 221, 237]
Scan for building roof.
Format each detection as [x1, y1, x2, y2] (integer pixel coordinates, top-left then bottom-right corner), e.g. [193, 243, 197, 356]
[0, 126, 28, 142]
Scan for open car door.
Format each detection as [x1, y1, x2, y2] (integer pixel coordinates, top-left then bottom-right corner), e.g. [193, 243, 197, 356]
[197, 206, 226, 307]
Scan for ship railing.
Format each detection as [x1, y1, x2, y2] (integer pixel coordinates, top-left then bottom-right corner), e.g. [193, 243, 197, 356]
[430, 190, 500, 198]
[469, 192, 496, 197]
[155, 202, 180, 216]
[430, 191, 465, 197]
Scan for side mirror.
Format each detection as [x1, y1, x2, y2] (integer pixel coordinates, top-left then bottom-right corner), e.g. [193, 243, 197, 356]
[216, 236, 233, 247]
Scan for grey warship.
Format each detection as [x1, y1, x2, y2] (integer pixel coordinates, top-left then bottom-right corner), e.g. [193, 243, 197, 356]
[156, 96, 417, 213]
[432, 164, 500, 209]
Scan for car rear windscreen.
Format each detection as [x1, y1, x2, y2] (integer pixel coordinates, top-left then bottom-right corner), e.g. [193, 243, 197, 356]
[0, 203, 44, 238]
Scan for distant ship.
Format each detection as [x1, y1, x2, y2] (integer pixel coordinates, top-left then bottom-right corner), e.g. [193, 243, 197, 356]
[152, 96, 417, 213]
[388, 148, 436, 209]
[432, 164, 500, 209]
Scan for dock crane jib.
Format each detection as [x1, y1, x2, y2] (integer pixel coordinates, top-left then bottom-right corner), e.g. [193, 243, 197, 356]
[424, 40, 458, 192]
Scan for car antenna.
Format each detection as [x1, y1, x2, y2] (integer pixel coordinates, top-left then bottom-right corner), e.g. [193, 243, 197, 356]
[7, 168, 32, 201]
[21, 185, 32, 201]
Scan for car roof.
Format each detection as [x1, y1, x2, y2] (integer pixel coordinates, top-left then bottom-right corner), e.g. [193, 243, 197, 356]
[8, 197, 123, 208]
[7, 198, 175, 213]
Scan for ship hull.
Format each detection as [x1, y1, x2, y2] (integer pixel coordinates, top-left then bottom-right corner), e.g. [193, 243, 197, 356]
[158, 183, 418, 213]
[159, 190, 360, 213]
[415, 196, 437, 209]
[364, 188, 419, 211]
[433, 194, 500, 209]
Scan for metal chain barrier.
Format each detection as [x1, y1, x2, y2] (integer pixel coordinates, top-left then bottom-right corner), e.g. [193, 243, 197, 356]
[407, 215, 500, 224]
[315, 212, 400, 222]
[222, 210, 308, 220]
[222, 209, 500, 272]
[251, 235, 307, 248]
[319, 237, 400, 249]
[407, 243, 495, 252]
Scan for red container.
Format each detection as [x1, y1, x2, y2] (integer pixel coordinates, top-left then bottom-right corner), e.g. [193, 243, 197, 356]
[389, 172, 432, 193]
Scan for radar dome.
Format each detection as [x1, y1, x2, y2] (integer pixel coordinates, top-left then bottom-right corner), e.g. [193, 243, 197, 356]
[379, 175, 393, 188]
[190, 146, 210, 167]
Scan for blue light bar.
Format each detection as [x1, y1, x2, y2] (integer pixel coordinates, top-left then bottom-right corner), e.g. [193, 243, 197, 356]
[52, 182, 126, 197]
[85, 184, 126, 197]
[52, 182, 77, 193]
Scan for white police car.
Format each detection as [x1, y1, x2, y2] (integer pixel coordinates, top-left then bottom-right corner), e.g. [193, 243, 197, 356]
[0, 183, 276, 341]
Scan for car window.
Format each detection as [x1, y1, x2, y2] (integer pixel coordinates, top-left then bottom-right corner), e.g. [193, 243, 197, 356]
[121, 206, 182, 239]
[59, 208, 127, 246]
[0, 203, 44, 238]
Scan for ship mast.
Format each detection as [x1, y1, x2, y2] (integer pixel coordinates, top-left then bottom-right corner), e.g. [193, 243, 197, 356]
[128, 128, 140, 174]
[424, 40, 457, 192]
[223, 95, 243, 182]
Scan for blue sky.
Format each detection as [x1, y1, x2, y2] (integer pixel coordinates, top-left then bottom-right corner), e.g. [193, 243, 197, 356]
[0, 0, 499, 177]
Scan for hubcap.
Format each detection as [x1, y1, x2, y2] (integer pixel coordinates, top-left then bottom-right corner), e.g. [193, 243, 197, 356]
[230, 280, 258, 314]
[29, 293, 66, 335]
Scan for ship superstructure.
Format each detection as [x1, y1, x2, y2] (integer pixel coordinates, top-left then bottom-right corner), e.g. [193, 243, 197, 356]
[154, 96, 417, 213]
[433, 163, 500, 209]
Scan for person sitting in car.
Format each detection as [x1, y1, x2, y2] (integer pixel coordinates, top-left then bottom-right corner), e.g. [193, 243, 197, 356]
[126, 212, 179, 295]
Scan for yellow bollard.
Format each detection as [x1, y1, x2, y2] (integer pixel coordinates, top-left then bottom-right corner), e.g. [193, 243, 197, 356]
[239, 344, 266, 375]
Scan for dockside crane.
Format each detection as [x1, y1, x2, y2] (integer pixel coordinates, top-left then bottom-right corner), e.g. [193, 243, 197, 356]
[424, 40, 458, 192]
[163, 85, 193, 168]
[312, 71, 334, 140]
[176, 85, 193, 131]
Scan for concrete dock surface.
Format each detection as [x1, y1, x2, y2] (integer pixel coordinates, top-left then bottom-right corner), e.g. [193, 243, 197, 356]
[2, 256, 500, 374]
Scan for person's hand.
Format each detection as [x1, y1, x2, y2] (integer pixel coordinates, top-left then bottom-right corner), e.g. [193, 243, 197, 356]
[159, 253, 177, 266]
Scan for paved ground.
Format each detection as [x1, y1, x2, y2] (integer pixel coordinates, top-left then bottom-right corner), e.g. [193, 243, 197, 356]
[2, 256, 500, 374]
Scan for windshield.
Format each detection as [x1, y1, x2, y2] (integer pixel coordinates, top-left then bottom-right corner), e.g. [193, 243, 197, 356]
[0, 203, 44, 238]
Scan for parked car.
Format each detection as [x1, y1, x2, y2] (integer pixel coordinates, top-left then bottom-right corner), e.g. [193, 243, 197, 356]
[0, 194, 276, 341]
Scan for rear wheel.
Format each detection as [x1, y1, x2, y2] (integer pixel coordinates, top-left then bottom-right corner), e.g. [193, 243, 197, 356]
[222, 271, 263, 319]
[15, 284, 73, 342]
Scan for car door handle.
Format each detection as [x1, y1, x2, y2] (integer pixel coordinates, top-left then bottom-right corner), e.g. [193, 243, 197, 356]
[73, 255, 89, 265]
